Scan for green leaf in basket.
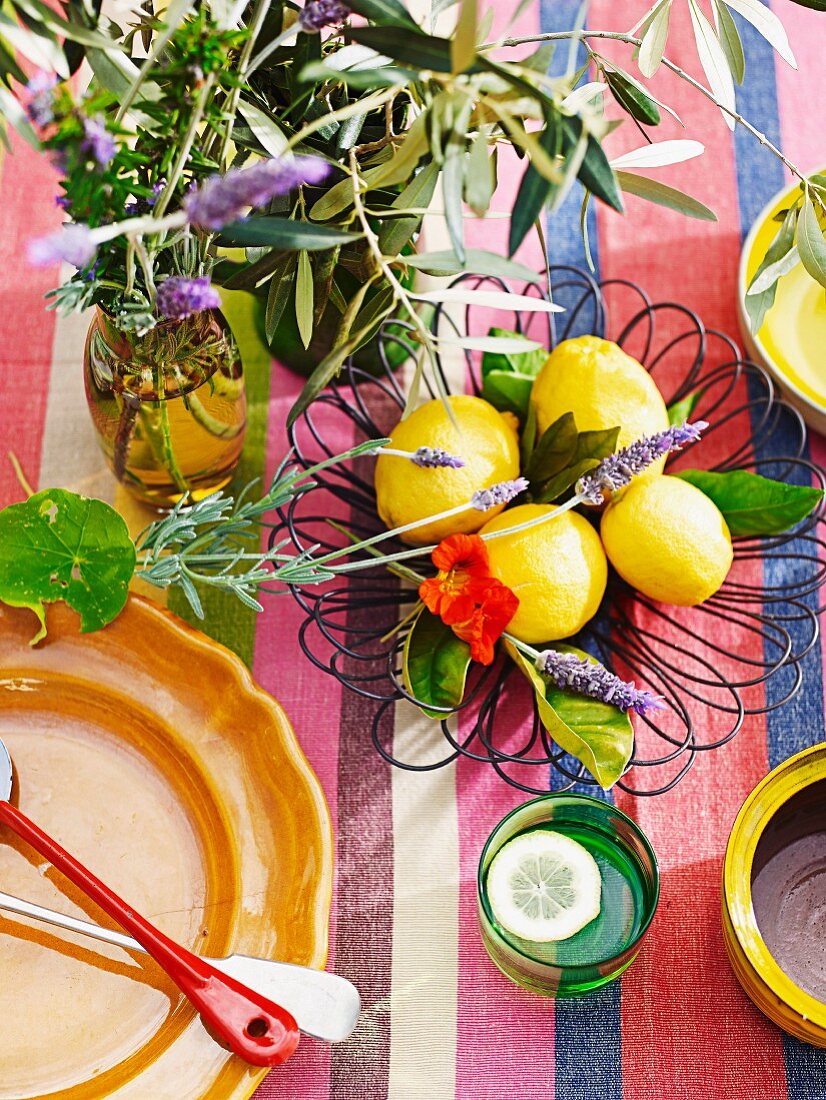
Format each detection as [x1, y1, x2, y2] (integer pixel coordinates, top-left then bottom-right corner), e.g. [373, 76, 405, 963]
[667, 389, 703, 426]
[675, 469, 824, 537]
[507, 643, 633, 789]
[525, 412, 578, 484]
[481, 371, 536, 418]
[480, 327, 548, 382]
[0, 489, 136, 643]
[402, 609, 472, 719]
[531, 425, 620, 503]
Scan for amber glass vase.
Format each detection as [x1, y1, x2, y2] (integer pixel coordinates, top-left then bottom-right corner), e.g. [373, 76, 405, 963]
[84, 308, 246, 508]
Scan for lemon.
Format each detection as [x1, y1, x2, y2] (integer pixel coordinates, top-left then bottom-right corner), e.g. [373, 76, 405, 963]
[374, 395, 520, 546]
[600, 475, 733, 606]
[487, 829, 602, 943]
[531, 336, 669, 478]
[480, 504, 607, 643]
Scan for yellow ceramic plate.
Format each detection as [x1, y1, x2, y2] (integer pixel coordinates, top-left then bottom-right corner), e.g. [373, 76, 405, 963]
[0, 596, 333, 1099]
[738, 173, 826, 433]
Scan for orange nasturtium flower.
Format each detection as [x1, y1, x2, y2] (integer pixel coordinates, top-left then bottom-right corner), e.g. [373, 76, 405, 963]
[419, 533, 491, 624]
[419, 534, 519, 665]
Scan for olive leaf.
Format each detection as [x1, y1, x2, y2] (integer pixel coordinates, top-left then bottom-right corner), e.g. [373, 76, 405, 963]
[744, 202, 799, 333]
[676, 469, 824, 537]
[507, 643, 634, 789]
[403, 609, 471, 719]
[0, 489, 136, 643]
[605, 70, 661, 125]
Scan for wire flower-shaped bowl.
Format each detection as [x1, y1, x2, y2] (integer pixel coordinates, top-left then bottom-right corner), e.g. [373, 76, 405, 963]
[274, 266, 826, 796]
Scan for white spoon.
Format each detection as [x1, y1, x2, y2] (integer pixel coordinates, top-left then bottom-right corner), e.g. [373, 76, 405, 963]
[0, 889, 359, 1044]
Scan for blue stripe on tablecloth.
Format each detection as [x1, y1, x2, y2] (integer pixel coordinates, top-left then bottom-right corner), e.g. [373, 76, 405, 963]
[539, 5, 622, 1097]
[734, 10, 826, 1095]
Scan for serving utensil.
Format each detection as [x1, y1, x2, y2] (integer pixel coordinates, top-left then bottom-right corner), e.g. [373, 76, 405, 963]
[0, 737, 300, 1067]
[0, 888, 359, 1042]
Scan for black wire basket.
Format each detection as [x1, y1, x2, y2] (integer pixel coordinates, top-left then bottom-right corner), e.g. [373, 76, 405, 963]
[273, 265, 826, 796]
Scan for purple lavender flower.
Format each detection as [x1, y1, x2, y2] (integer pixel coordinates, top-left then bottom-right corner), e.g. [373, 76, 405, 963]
[411, 447, 465, 469]
[472, 477, 529, 511]
[28, 224, 96, 269]
[536, 649, 665, 716]
[299, 0, 350, 31]
[576, 420, 708, 504]
[25, 71, 58, 127]
[156, 276, 221, 320]
[55, 195, 70, 210]
[184, 156, 330, 230]
[148, 179, 166, 206]
[81, 116, 116, 167]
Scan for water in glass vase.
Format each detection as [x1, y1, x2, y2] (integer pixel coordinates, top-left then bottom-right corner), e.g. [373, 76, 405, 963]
[84, 308, 246, 509]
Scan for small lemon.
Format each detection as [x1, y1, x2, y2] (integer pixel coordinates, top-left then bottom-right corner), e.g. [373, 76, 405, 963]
[600, 475, 733, 606]
[480, 504, 607, 643]
[374, 395, 520, 546]
[531, 336, 669, 478]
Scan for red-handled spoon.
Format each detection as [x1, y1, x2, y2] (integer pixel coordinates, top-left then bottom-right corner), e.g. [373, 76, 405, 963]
[0, 737, 300, 1067]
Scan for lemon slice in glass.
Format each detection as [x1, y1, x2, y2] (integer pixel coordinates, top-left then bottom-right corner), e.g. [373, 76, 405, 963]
[487, 830, 602, 942]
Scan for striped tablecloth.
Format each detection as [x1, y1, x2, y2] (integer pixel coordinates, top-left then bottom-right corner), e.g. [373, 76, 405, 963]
[2, 3, 826, 1097]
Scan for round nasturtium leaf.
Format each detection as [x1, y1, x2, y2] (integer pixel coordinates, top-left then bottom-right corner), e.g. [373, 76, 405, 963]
[0, 489, 136, 643]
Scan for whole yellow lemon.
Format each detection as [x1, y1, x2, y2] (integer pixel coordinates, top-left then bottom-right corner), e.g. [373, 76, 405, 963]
[374, 395, 520, 546]
[480, 504, 608, 643]
[600, 475, 733, 606]
[531, 335, 669, 477]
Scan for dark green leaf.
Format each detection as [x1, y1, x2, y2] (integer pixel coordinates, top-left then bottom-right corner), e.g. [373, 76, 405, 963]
[265, 253, 297, 342]
[667, 390, 703, 425]
[347, 25, 453, 71]
[508, 111, 560, 256]
[533, 426, 620, 502]
[525, 413, 578, 483]
[347, 0, 419, 29]
[0, 489, 136, 643]
[676, 468, 824, 536]
[220, 219, 362, 250]
[221, 248, 288, 291]
[403, 609, 472, 719]
[520, 401, 538, 470]
[563, 118, 624, 213]
[508, 643, 633, 789]
[605, 70, 661, 125]
[299, 58, 415, 89]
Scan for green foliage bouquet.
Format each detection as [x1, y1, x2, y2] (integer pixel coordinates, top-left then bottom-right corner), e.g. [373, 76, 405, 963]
[4, 0, 825, 427]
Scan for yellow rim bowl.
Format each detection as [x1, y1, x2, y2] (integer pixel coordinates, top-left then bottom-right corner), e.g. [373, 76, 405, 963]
[722, 743, 826, 1047]
[738, 173, 826, 435]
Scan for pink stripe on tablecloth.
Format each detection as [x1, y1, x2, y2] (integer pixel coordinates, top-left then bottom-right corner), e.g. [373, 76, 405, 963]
[252, 360, 356, 1098]
[772, 3, 824, 179]
[0, 136, 60, 506]
[592, 2, 787, 1095]
[454, 3, 558, 1082]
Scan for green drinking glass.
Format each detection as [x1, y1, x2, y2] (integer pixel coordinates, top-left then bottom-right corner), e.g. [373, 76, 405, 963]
[477, 793, 660, 996]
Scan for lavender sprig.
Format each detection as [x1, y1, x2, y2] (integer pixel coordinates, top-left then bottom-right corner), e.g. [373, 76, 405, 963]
[80, 116, 116, 167]
[577, 421, 708, 504]
[24, 72, 57, 127]
[472, 477, 529, 511]
[156, 275, 221, 320]
[378, 445, 465, 468]
[27, 224, 96, 269]
[299, 0, 351, 31]
[536, 650, 665, 716]
[184, 156, 330, 230]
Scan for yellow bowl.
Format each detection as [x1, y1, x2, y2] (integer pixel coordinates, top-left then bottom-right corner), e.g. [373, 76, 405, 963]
[738, 175, 826, 434]
[722, 743, 826, 1046]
